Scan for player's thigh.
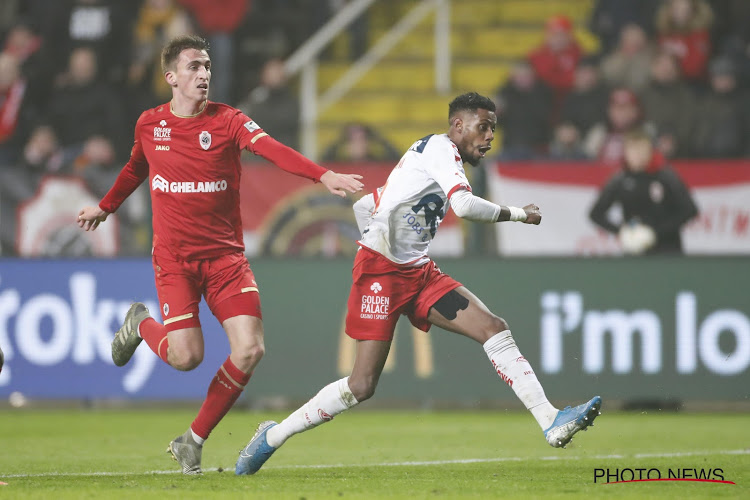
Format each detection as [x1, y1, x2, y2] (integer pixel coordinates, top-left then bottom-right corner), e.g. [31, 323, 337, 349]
[152, 255, 202, 331]
[349, 339, 392, 400]
[427, 286, 507, 343]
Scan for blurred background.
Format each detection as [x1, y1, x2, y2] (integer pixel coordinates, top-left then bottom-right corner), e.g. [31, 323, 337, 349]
[0, 0, 747, 409]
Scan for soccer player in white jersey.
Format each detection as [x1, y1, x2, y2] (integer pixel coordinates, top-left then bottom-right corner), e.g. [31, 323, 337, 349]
[235, 92, 601, 475]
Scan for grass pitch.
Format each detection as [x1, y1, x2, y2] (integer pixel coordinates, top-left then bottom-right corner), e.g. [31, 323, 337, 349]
[0, 408, 747, 499]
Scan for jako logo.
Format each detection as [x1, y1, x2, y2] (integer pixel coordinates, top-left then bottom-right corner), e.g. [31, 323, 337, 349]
[151, 174, 228, 194]
[540, 291, 750, 375]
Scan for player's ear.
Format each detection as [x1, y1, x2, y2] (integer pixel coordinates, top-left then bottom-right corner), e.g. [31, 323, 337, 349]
[451, 116, 463, 133]
[165, 71, 177, 87]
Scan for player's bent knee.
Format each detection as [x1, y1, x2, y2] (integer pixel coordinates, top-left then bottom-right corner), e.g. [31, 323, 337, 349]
[479, 315, 509, 341]
[347, 376, 377, 402]
[233, 342, 265, 368]
[171, 350, 204, 371]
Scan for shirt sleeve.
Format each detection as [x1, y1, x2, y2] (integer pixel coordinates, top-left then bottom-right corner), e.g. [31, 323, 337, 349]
[230, 109, 328, 182]
[425, 138, 472, 198]
[352, 192, 375, 234]
[449, 188, 501, 222]
[99, 115, 149, 213]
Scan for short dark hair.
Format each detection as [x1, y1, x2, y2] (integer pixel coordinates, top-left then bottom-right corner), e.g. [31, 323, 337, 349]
[448, 92, 496, 121]
[161, 35, 210, 73]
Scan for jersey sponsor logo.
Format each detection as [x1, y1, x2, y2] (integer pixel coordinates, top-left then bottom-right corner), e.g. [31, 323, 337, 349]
[160, 120, 167, 126]
[199, 130, 211, 150]
[370, 282, 382, 293]
[152, 174, 169, 192]
[151, 174, 228, 194]
[155, 145, 170, 151]
[361, 294, 390, 319]
[153, 125, 171, 141]
[244, 120, 260, 133]
[410, 194, 445, 239]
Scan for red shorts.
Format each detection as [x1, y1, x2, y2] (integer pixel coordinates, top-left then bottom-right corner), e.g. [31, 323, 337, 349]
[345, 247, 461, 341]
[152, 251, 262, 332]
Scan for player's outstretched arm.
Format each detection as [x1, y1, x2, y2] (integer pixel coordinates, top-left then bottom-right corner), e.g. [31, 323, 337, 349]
[320, 170, 364, 198]
[449, 189, 541, 225]
[77, 206, 110, 231]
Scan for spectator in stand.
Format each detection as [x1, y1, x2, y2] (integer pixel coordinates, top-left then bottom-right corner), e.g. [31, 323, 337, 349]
[21, 125, 64, 173]
[548, 122, 589, 161]
[588, 0, 659, 55]
[41, 0, 135, 85]
[178, 0, 250, 104]
[560, 57, 609, 138]
[0, 52, 33, 165]
[640, 50, 696, 158]
[600, 23, 655, 93]
[322, 123, 400, 163]
[44, 47, 125, 167]
[528, 15, 583, 106]
[692, 56, 750, 158]
[583, 87, 655, 166]
[128, 0, 193, 119]
[239, 58, 300, 151]
[709, 0, 750, 89]
[655, 0, 714, 83]
[589, 128, 698, 255]
[495, 61, 553, 160]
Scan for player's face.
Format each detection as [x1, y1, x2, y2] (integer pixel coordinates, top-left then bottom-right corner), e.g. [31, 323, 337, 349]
[456, 109, 497, 166]
[167, 48, 211, 103]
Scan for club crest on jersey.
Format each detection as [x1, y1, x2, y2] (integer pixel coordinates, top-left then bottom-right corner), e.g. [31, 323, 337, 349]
[199, 130, 212, 150]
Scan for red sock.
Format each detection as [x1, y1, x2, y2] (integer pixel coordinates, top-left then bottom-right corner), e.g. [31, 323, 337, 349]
[191, 356, 251, 440]
[139, 318, 170, 364]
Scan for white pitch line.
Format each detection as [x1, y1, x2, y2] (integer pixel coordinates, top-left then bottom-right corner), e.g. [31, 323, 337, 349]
[2, 449, 748, 479]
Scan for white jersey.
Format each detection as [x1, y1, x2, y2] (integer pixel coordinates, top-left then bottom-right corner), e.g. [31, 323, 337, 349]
[359, 133, 471, 266]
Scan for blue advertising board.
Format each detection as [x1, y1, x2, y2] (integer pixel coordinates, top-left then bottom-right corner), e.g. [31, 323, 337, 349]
[0, 259, 228, 398]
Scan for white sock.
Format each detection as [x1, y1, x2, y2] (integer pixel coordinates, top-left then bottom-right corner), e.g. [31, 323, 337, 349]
[190, 428, 205, 446]
[483, 330, 558, 430]
[266, 377, 359, 448]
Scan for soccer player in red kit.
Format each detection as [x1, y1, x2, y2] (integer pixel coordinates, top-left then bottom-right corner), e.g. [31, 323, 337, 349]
[77, 35, 363, 475]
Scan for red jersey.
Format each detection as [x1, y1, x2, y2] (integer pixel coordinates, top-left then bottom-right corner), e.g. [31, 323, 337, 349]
[100, 101, 327, 260]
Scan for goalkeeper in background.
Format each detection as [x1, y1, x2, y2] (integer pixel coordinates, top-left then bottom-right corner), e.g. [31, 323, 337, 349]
[589, 129, 699, 254]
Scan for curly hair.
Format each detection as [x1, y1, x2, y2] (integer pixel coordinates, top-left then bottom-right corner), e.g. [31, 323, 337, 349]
[448, 92, 496, 121]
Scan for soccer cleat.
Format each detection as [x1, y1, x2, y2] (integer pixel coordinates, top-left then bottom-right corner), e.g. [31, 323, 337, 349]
[167, 430, 203, 475]
[544, 396, 602, 448]
[112, 303, 150, 367]
[235, 420, 278, 475]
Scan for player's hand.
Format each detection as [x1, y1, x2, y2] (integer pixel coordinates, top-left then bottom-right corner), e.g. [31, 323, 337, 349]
[77, 206, 110, 231]
[522, 204, 541, 225]
[320, 170, 364, 198]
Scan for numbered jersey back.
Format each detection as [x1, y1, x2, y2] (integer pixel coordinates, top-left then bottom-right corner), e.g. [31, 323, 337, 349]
[359, 133, 471, 266]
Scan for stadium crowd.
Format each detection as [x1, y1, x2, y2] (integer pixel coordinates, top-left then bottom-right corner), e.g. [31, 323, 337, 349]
[0, 0, 746, 256]
[498, 0, 750, 164]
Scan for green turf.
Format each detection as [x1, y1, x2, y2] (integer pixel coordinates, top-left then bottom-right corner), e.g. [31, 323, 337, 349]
[0, 409, 746, 499]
